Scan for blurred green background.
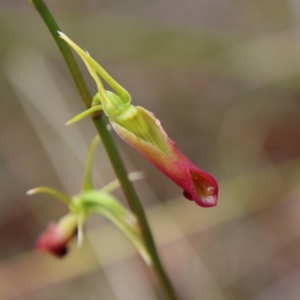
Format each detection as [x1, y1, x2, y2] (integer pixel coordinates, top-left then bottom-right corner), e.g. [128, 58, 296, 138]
[1, 1, 300, 299]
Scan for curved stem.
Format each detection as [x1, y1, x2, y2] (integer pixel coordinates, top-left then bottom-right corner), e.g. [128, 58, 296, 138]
[82, 135, 101, 192]
[30, 1, 178, 300]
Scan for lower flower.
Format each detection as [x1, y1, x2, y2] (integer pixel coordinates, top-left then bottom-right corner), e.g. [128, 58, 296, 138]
[36, 214, 78, 258]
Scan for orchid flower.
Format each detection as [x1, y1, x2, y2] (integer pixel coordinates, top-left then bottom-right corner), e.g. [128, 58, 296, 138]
[59, 32, 219, 207]
[35, 213, 79, 258]
[28, 136, 151, 264]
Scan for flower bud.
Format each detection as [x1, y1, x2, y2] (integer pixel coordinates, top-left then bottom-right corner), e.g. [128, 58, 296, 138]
[36, 214, 78, 258]
[111, 106, 218, 207]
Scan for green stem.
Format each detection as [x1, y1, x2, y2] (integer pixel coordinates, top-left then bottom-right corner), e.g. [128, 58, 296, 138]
[82, 135, 101, 192]
[30, 1, 178, 299]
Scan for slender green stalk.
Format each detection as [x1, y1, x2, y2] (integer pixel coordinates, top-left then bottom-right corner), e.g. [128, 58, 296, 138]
[82, 135, 101, 192]
[29, 1, 178, 299]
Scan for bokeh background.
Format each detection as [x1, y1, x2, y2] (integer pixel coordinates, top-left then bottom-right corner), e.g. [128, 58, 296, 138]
[1, 1, 300, 299]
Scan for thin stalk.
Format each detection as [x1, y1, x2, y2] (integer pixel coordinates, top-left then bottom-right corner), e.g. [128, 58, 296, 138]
[82, 135, 101, 192]
[29, 1, 178, 299]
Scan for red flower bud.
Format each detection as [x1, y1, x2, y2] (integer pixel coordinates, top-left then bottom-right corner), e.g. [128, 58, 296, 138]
[36, 214, 78, 258]
[111, 107, 218, 207]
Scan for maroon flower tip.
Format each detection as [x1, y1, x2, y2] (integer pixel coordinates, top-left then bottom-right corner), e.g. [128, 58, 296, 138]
[110, 113, 219, 208]
[185, 168, 218, 207]
[183, 190, 194, 201]
[36, 216, 78, 258]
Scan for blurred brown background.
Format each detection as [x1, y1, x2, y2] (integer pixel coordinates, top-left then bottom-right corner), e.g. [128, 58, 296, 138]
[1, 1, 300, 299]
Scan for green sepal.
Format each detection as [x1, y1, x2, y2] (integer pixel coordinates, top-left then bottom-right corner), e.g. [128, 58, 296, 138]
[66, 105, 103, 125]
[79, 190, 151, 265]
[110, 105, 171, 155]
[58, 32, 131, 116]
[27, 186, 73, 206]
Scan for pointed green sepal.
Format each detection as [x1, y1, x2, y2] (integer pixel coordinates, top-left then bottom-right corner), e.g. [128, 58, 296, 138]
[66, 105, 103, 125]
[27, 186, 73, 205]
[58, 31, 131, 117]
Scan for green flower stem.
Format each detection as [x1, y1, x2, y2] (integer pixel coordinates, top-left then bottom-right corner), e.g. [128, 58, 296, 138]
[82, 135, 101, 192]
[30, 1, 178, 299]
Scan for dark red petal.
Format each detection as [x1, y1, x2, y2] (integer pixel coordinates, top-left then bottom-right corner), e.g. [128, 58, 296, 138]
[52, 247, 68, 258]
[183, 190, 194, 201]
